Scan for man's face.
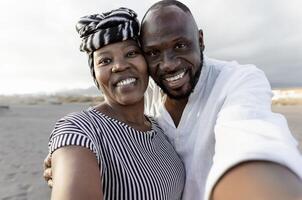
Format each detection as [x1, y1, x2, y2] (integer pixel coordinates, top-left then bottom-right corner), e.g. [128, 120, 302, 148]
[141, 6, 204, 99]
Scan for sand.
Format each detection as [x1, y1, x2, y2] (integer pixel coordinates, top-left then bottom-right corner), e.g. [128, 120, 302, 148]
[0, 104, 301, 199]
[0, 104, 89, 200]
[272, 105, 302, 150]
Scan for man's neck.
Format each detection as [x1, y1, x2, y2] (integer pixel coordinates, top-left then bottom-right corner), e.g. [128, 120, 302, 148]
[164, 96, 188, 128]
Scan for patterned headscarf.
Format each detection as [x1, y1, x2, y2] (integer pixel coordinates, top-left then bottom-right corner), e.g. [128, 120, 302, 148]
[75, 7, 140, 88]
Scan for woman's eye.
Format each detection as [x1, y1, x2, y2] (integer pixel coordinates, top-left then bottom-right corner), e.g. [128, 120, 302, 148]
[98, 58, 111, 65]
[127, 50, 138, 57]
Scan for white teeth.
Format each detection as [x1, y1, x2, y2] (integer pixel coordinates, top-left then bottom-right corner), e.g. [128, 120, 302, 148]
[116, 78, 136, 87]
[166, 70, 185, 82]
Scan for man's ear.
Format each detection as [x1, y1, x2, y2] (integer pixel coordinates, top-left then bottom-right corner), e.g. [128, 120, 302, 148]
[199, 29, 205, 52]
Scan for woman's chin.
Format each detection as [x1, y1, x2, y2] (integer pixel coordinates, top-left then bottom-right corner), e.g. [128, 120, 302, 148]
[115, 94, 144, 106]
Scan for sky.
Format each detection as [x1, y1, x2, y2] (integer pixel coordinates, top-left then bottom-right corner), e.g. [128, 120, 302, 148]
[0, 0, 301, 95]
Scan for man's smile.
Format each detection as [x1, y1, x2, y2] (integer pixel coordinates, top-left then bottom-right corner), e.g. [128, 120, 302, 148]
[163, 68, 190, 89]
[165, 68, 187, 82]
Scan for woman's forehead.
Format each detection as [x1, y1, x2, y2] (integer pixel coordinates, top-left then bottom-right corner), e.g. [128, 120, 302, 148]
[93, 40, 139, 56]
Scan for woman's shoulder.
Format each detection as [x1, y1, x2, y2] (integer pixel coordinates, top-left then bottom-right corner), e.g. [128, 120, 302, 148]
[50, 108, 102, 146]
[49, 108, 101, 163]
[146, 115, 165, 134]
[52, 108, 99, 132]
[62, 107, 101, 123]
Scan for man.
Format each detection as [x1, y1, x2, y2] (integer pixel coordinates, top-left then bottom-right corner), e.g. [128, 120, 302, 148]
[45, 1, 302, 199]
[140, 1, 302, 200]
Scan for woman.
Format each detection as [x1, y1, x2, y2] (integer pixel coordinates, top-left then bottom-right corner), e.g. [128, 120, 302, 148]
[48, 8, 185, 200]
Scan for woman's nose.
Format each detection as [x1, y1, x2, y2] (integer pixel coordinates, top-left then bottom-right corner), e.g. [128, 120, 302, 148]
[112, 58, 129, 73]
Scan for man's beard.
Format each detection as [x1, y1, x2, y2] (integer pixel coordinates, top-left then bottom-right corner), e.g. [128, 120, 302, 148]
[155, 53, 203, 100]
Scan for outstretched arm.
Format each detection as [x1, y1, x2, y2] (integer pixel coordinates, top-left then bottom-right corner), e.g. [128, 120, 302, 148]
[207, 67, 302, 199]
[50, 146, 103, 200]
[212, 161, 302, 200]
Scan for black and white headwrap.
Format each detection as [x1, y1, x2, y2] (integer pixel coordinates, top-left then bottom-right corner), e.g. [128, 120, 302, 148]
[75, 7, 140, 88]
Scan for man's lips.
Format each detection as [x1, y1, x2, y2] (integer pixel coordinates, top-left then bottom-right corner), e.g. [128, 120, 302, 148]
[165, 70, 186, 82]
[163, 68, 187, 82]
[162, 68, 189, 89]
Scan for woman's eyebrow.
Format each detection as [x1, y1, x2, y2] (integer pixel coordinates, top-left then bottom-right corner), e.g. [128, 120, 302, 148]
[94, 51, 110, 57]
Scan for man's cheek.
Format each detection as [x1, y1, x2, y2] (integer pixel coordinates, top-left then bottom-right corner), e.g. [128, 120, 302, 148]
[148, 67, 157, 77]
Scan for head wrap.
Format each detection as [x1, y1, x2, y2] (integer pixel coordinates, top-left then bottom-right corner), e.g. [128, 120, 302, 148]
[75, 7, 140, 88]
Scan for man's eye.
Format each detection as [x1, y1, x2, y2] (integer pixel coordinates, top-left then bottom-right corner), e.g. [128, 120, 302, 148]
[175, 43, 187, 49]
[145, 50, 159, 57]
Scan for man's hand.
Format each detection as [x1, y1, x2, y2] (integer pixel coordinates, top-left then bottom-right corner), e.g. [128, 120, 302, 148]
[43, 153, 53, 188]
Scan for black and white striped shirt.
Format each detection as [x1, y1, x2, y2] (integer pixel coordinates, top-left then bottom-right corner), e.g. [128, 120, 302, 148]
[49, 107, 185, 199]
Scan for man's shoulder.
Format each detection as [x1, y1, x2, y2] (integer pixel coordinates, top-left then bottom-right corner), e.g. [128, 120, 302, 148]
[206, 57, 260, 73]
[205, 57, 264, 82]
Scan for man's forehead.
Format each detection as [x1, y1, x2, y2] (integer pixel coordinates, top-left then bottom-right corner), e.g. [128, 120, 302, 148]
[142, 7, 193, 37]
[144, 5, 189, 25]
[141, 27, 194, 50]
[141, 7, 195, 44]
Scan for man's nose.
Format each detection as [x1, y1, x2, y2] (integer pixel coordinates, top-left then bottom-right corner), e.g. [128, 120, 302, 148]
[161, 51, 178, 72]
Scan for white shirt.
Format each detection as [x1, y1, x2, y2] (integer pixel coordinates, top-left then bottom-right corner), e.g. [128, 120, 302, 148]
[144, 56, 302, 200]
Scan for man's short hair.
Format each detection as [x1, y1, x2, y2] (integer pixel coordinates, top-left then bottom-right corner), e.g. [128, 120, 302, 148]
[142, 0, 192, 23]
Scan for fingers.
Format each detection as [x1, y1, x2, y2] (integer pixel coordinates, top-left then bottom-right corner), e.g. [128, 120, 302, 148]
[43, 154, 52, 170]
[43, 167, 52, 180]
[43, 168, 52, 179]
[48, 179, 53, 188]
[43, 168, 53, 188]
[43, 154, 53, 188]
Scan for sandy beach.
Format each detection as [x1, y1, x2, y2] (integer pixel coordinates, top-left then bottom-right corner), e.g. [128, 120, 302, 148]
[0, 104, 89, 200]
[0, 104, 301, 199]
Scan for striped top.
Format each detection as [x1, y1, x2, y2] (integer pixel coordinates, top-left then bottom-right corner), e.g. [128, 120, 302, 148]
[49, 107, 185, 200]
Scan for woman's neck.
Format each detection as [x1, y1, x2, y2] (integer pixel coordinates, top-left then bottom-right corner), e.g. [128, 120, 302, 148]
[95, 99, 151, 132]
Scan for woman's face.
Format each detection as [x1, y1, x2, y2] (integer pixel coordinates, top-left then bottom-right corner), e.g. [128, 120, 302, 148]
[93, 40, 149, 106]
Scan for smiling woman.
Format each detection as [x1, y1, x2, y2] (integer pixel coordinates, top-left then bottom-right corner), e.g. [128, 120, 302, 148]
[47, 7, 185, 200]
[92, 40, 149, 106]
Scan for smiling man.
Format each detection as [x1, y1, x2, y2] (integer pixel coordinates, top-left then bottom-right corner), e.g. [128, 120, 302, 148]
[141, 1, 302, 200]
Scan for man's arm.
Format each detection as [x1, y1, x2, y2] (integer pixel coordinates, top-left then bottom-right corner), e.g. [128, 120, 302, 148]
[212, 161, 302, 200]
[50, 146, 103, 200]
[206, 66, 302, 199]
